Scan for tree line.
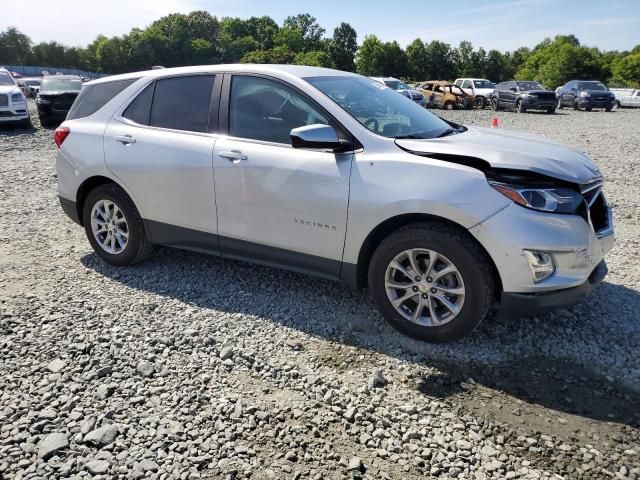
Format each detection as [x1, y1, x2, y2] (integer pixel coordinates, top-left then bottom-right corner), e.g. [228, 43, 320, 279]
[1, 11, 639, 87]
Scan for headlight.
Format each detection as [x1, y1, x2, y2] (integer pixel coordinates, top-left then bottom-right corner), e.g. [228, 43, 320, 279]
[11, 93, 25, 102]
[580, 91, 590, 98]
[489, 181, 583, 213]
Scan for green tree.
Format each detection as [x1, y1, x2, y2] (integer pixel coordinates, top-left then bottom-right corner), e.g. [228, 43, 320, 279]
[294, 50, 333, 67]
[329, 22, 357, 72]
[406, 39, 427, 80]
[424, 40, 456, 80]
[241, 46, 296, 64]
[283, 14, 325, 52]
[355, 35, 385, 75]
[273, 26, 305, 53]
[609, 52, 640, 86]
[0, 27, 33, 64]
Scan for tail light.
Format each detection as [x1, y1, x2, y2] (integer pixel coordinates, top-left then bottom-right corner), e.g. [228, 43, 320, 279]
[54, 126, 70, 148]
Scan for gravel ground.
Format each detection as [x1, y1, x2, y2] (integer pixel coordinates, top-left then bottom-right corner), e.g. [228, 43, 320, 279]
[0, 101, 639, 480]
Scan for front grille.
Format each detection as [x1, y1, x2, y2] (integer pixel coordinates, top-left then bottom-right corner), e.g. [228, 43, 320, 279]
[580, 180, 611, 236]
[591, 96, 610, 103]
[0, 94, 8, 107]
[534, 92, 556, 100]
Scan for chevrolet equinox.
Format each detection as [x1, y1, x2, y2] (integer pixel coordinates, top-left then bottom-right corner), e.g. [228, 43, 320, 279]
[55, 65, 614, 342]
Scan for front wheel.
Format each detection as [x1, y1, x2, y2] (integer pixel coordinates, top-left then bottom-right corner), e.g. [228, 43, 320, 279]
[491, 98, 500, 111]
[475, 96, 486, 109]
[546, 107, 556, 114]
[83, 184, 152, 266]
[368, 222, 494, 343]
[516, 100, 526, 113]
[444, 101, 455, 110]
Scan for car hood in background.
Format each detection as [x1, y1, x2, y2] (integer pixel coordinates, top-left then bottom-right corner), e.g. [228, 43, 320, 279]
[395, 126, 601, 184]
[0, 85, 22, 95]
[399, 89, 424, 99]
[471, 88, 494, 96]
[39, 90, 80, 96]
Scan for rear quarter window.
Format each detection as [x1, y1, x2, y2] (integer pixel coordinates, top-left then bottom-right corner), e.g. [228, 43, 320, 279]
[67, 78, 138, 120]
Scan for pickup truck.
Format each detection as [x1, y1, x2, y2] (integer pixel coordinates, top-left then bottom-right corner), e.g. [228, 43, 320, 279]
[610, 88, 640, 108]
[454, 78, 495, 108]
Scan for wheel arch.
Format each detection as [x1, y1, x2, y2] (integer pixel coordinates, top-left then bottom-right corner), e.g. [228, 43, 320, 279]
[75, 175, 122, 226]
[345, 213, 502, 297]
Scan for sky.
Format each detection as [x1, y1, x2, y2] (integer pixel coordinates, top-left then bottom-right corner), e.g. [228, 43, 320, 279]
[2, 0, 639, 52]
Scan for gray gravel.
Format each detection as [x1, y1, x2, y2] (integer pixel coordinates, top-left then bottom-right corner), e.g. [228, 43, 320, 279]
[0, 101, 639, 479]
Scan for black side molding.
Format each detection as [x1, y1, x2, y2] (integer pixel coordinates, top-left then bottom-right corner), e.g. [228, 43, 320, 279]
[59, 196, 81, 225]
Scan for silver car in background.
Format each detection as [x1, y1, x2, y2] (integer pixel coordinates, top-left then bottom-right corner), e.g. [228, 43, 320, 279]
[55, 65, 614, 342]
[610, 88, 640, 108]
[370, 76, 426, 107]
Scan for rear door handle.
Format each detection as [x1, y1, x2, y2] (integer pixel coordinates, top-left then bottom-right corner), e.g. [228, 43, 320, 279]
[114, 135, 136, 145]
[219, 150, 247, 162]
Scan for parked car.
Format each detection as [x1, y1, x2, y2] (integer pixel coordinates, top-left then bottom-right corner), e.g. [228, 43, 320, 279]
[55, 65, 614, 343]
[454, 78, 495, 108]
[609, 88, 640, 108]
[37, 75, 82, 127]
[18, 77, 42, 97]
[491, 81, 557, 113]
[370, 77, 426, 106]
[557, 80, 615, 111]
[0, 67, 32, 128]
[415, 81, 473, 110]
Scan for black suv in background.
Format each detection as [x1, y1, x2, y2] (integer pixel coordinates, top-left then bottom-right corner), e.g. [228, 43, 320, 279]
[36, 75, 82, 127]
[557, 80, 615, 111]
[491, 81, 557, 113]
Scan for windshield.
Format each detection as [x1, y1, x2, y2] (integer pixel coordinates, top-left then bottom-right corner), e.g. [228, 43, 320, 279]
[384, 80, 409, 91]
[473, 80, 494, 89]
[577, 82, 607, 91]
[0, 73, 15, 86]
[41, 77, 82, 92]
[24, 79, 41, 86]
[516, 81, 544, 91]
[305, 75, 451, 139]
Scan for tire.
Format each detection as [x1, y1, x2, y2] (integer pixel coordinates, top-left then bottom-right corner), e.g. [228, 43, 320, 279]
[516, 100, 526, 113]
[444, 101, 455, 110]
[491, 98, 500, 111]
[368, 222, 495, 343]
[39, 115, 50, 128]
[605, 106, 612, 112]
[573, 100, 580, 111]
[83, 184, 152, 266]
[546, 107, 556, 114]
[585, 106, 592, 111]
[475, 96, 486, 109]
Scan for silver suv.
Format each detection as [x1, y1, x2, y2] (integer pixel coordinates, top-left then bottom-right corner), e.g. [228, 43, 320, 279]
[55, 65, 614, 342]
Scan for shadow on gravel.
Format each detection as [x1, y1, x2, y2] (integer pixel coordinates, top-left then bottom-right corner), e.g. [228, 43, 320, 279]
[0, 125, 37, 135]
[80, 249, 640, 429]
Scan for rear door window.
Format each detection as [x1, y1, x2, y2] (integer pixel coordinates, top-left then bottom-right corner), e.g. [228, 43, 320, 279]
[149, 75, 215, 133]
[122, 83, 154, 125]
[67, 78, 137, 120]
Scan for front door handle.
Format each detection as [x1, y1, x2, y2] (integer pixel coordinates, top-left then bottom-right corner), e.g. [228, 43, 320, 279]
[219, 150, 247, 162]
[114, 135, 136, 145]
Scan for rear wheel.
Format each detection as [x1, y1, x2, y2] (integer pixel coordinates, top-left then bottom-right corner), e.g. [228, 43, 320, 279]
[83, 184, 152, 266]
[546, 107, 556, 114]
[368, 222, 494, 343]
[444, 101, 455, 110]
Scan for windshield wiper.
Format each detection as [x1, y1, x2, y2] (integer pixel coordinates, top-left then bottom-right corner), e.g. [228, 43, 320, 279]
[393, 134, 425, 139]
[436, 128, 456, 138]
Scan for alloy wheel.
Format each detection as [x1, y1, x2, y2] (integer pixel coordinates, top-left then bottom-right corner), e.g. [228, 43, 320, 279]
[384, 248, 465, 327]
[90, 199, 129, 255]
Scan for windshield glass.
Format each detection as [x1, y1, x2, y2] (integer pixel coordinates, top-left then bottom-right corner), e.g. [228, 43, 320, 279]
[384, 80, 409, 91]
[41, 77, 82, 92]
[516, 81, 544, 91]
[24, 79, 41, 86]
[473, 80, 494, 89]
[305, 75, 451, 139]
[0, 73, 15, 86]
[578, 81, 607, 91]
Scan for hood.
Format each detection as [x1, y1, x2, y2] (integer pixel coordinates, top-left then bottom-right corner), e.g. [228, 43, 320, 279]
[395, 126, 602, 184]
[39, 90, 80, 96]
[580, 89, 614, 97]
[400, 89, 424, 100]
[0, 85, 21, 95]
[524, 89, 555, 95]
[472, 87, 494, 96]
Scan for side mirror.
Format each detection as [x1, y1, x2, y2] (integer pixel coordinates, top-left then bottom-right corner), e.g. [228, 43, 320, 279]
[290, 124, 352, 151]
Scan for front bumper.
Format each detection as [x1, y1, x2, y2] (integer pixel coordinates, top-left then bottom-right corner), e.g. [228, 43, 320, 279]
[577, 98, 615, 109]
[0, 104, 30, 123]
[522, 97, 557, 109]
[500, 260, 607, 317]
[470, 202, 614, 296]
